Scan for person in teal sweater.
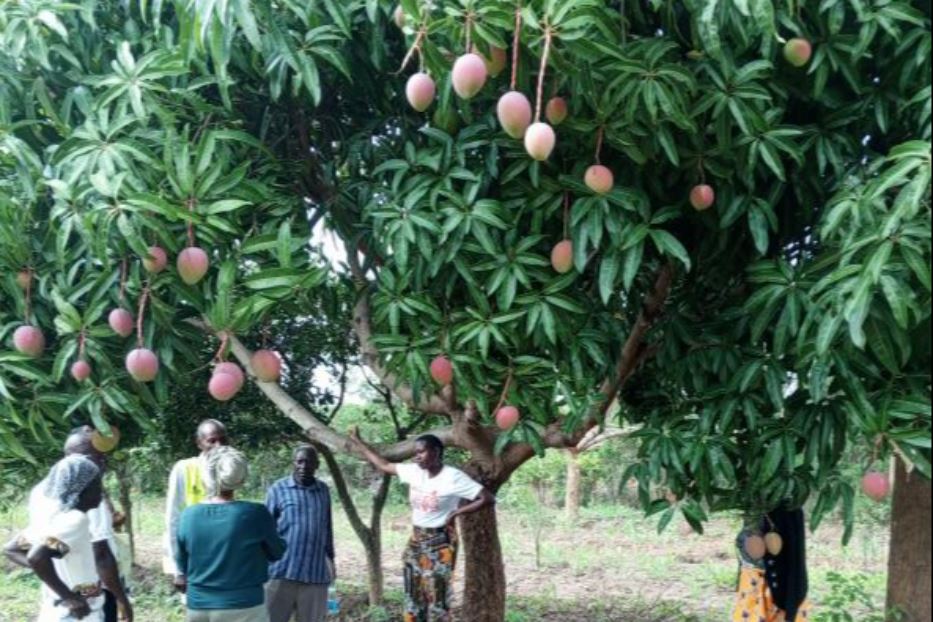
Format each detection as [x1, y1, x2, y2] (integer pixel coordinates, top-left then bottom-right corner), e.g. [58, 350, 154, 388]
[175, 446, 286, 622]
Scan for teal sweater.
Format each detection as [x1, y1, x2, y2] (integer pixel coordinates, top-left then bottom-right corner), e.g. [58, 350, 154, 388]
[176, 501, 286, 610]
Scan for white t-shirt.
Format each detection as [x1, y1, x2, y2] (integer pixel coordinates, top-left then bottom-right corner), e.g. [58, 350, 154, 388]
[26, 486, 115, 553]
[33, 509, 104, 619]
[396, 464, 485, 528]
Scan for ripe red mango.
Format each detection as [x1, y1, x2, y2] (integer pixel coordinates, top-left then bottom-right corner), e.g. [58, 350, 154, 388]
[862, 471, 891, 502]
[545, 97, 568, 126]
[406, 73, 436, 112]
[209, 370, 242, 401]
[496, 405, 520, 430]
[142, 246, 168, 273]
[452, 53, 488, 99]
[429, 355, 454, 385]
[585, 164, 614, 195]
[108, 308, 135, 338]
[690, 184, 715, 210]
[550, 240, 573, 274]
[71, 360, 92, 382]
[126, 348, 159, 382]
[13, 325, 45, 358]
[251, 349, 282, 382]
[177, 247, 210, 285]
[496, 91, 532, 139]
[524, 122, 556, 161]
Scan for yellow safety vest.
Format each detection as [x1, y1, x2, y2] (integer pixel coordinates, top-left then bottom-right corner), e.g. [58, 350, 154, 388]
[183, 458, 207, 507]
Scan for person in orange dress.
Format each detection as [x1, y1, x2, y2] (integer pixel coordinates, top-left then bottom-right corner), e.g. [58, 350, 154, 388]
[733, 508, 811, 622]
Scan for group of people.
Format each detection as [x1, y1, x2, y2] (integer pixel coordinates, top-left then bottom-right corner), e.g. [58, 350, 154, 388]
[4, 419, 497, 622]
[3, 417, 810, 622]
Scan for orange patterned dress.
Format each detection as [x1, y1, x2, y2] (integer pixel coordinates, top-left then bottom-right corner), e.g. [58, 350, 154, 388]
[733, 565, 812, 622]
[733, 530, 811, 622]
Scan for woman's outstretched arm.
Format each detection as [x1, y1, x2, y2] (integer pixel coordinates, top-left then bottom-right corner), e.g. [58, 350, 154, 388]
[349, 427, 398, 476]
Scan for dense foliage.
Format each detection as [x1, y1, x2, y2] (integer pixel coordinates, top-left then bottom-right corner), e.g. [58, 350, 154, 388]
[1, 0, 929, 537]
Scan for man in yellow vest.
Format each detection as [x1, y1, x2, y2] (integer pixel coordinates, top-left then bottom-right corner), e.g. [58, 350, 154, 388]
[163, 420, 228, 584]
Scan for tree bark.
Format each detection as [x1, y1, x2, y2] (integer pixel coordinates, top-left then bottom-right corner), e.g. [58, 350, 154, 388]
[458, 504, 506, 622]
[366, 473, 391, 606]
[314, 442, 391, 607]
[114, 460, 135, 564]
[886, 460, 931, 622]
[565, 450, 582, 521]
[364, 532, 385, 606]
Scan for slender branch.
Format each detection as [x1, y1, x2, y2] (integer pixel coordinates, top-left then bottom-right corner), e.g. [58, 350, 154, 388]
[534, 26, 553, 122]
[136, 286, 150, 348]
[370, 473, 392, 529]
[464, 12, 474, 52]
[24, 267, 32, 322]
[595, 126, 605, 163]
[314, 442, 370, 543]
[324, 360, 349, 426]
[563, 192, 570, 239]
[396, 28, 427, 75]
[492, 368, 514, 416]
[186, 198, 196, 247]
[510, 4, 522, 90]
[118, 258, 127, 306]
[576, 427, 631, 453]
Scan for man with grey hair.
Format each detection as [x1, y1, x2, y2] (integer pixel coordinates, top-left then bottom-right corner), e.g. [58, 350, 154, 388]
[175, 446, 286, 622]
[163, 419, 228, 585]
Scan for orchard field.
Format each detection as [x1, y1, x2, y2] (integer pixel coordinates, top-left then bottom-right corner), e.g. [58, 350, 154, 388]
[1, 0, 930, 621]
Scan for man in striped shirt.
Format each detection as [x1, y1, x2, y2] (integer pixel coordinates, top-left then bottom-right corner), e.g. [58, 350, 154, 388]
[265, 446, 335, 622]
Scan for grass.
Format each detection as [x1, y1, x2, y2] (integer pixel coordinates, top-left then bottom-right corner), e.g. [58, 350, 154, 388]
[1, 493, 889, 622]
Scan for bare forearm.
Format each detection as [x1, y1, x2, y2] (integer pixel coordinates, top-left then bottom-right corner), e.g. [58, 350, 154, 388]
[356, 440, 397, 475]
[28, 548, 75, 601]
[3, 539, 30, 568]
[94, 543, 128, 601]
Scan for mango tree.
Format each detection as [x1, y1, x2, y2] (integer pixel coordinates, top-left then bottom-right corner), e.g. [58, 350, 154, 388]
[1, 1, 930, 621]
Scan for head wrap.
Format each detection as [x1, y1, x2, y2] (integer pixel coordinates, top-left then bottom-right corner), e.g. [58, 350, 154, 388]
[202, 446, 249, 496]
[42, 455, 101, 511]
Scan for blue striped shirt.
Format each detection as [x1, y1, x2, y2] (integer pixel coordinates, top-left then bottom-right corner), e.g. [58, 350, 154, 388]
[265, 476, 335, 585]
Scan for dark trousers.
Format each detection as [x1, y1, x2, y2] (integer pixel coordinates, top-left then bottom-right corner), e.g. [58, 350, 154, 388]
[103, 590, 117, 622]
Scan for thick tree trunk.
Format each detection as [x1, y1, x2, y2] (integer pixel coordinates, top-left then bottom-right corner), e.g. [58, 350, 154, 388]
[458, 504, 506, 622]
[564, 450, 582, 521]
[886, 460, 931, 622]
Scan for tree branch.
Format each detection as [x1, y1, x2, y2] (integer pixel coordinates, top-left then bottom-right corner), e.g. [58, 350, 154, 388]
[187, 318, 453, 461]
[501, 263, 675, 472]
[324, 359, 349, 426]
[347, 251, 455, 417]
[576, 427, 632, 453]
[314, 442, 370, 543]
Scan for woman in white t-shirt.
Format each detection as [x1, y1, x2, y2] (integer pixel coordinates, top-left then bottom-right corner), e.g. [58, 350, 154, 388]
[14, 455, 106, 621]
[350, 430, 495, 622]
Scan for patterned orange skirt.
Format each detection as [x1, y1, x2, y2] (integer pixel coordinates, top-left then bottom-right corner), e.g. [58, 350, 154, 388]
[733, 567, 812, 622]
